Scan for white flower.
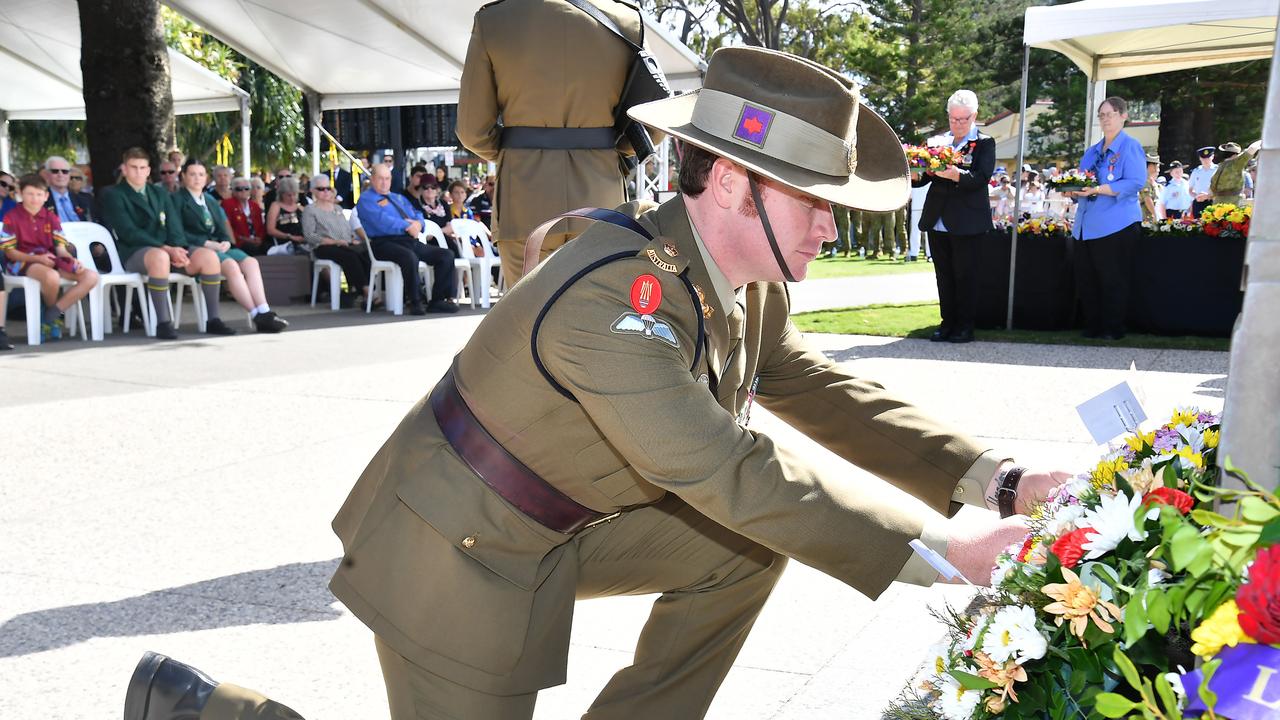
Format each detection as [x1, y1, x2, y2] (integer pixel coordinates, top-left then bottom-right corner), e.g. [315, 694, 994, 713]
[991, 561, 1013, 587]
[933, 674, 982, 720]
[1081, 491, 1147, 559]
[1044, 504, 1087, 538]
[1165, 672, 1186, 701]
[981, 605, 1048, 664]
[1148, 567, 1172, 587]
[923, 640, 951, 681]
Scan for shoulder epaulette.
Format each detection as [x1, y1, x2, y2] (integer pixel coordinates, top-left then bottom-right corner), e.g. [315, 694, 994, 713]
[639, 237, 689, 275]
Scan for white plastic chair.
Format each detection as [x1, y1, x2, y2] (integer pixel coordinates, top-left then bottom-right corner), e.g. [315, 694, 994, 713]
[422, 220, 469, 304]
[0, 273, 87, 345]
[311, 257, 342, 310]
[62, 221, 148, 340]
[362, 231, 405, 316]
[449, 218, 500, 308]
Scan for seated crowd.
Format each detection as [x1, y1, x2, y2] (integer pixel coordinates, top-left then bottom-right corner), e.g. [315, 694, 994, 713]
[0, 147, 504, 350]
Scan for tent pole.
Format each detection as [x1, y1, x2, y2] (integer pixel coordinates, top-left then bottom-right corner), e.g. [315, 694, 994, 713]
[1008, 43, 1031, 330]
[307, 92, 322, 177]
[0, 111, 10, 174]
[1084, 58, 1105, 150]
[239, 94, 251, 178]
[1219, 27, 1280, 492]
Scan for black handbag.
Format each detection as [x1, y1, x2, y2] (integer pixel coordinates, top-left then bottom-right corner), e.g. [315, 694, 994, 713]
[562, 0, 671, 164]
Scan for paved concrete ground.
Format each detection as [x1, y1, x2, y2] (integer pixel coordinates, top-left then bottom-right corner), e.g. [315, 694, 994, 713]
[0, 285, 1227, 719]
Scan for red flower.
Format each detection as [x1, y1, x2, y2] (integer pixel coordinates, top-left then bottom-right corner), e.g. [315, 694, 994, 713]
[1143, 487, 1194, 514]
[1205, 224, 1221, 237]
[1050, 528, 1091, 569]
[1237, 545, 1280, 643]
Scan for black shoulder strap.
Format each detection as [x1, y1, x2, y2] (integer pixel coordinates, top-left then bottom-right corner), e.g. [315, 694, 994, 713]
[562, 0, 644, 52]
[529, 211, 706, 402]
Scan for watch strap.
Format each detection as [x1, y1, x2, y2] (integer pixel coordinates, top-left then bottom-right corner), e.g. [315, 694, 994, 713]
[996, 466, 1026, 518]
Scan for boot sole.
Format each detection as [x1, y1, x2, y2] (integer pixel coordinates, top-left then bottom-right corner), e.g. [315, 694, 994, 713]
[123, 650, 166, 720]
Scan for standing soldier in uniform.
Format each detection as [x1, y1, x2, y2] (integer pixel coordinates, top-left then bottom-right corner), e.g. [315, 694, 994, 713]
[456, 0, 652, 288]
[1188, 146, 1217, 218]
[892, 204, 909, 259]
[1139, 153, 1161, 224]
[124, 47, 1068, 720]
[1210, 141, 1262, 206]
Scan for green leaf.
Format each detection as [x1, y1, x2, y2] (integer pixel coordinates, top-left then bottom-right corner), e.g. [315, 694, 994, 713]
[1155, 673, 1183, 720]
[1168, 584, 1189, 618]
[947, 669, 998, 690]
[1190, 509, 1233, 528]
[1113, 646, 1143, 691]
[1093, 692, 1139, 717]
[1217, 526, 1262, 547]
[1125, 590, 1149, 646]
[1187, 541, 1216, 577]
[1169, 525, 1203, 571]
[1199, 658, 1222, 710]
[1259, 517, 1280, 546]
[1185, 587, 1209, 617]
[1146, 590, 1171, 634]
[1162, 461, 1180, 489]
[1241, 496, 1280, 523]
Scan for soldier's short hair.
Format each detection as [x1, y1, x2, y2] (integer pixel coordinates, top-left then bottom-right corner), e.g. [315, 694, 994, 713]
[677, 144, 719, 197]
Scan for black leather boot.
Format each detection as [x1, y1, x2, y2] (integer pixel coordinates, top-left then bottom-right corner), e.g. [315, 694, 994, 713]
[124, 651, 218, 720]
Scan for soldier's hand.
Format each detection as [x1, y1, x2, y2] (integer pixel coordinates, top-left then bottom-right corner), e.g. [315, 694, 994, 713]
[940, 511, 1029, 586]
[1248, 139, 1262, 155]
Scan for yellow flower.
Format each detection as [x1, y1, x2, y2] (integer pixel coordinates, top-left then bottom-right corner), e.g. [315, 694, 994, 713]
[974, 651, 1028, 704]
[1190, 599, 1255, 659]
[1091, 456, 1130, 488]
[1124, 431, 1154, 453]
[1204, 429, 1220, 448]
[1042, 567, 1123, 646]
[1171, 409, 1199, 426]
[1176, 445, 1205, 470]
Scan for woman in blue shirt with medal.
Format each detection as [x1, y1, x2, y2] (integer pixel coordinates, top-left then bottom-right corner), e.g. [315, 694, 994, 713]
[1068, 96, 1145, 340]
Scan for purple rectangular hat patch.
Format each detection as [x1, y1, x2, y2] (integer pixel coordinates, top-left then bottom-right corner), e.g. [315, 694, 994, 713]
[733, 103, 775, 148]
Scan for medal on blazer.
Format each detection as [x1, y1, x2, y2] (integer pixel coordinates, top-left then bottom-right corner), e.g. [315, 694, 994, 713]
[961, 139, 976, 167]
[611, 274, 679, 348]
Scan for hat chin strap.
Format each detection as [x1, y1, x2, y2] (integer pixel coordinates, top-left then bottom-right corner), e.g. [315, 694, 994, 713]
[748, 173, 797, 283]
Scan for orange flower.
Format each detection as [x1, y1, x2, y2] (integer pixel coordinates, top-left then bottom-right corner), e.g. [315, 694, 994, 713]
[974, 650, 1028, 703]
[1042, 567, 1123, 646]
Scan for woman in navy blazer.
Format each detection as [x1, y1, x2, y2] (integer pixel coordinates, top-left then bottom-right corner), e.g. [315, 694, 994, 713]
[1068, 96, 1145, 340]
[911, 89, 997, 344]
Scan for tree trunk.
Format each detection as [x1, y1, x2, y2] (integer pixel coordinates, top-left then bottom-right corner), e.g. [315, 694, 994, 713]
[1157, 85, 1194, 166]
[78, 0, 173, 195]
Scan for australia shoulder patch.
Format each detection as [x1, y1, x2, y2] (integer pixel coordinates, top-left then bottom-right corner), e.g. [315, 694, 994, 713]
[611, 273, 679, 349]
[640, 237, 688, 276]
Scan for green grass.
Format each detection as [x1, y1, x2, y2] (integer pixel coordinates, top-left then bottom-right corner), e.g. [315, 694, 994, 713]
[803, 253, 935, 279]
[793, 302, 1231, 351]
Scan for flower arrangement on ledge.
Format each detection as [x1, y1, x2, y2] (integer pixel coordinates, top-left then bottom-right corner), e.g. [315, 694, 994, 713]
[1016, 217, 1071, 239]
[885, 409, 1280, 720]
[1046, 169, 1098, 192]
[1200, 203, 1251, 239]
[1143, 217, 1204, 237]
[905, 144, 963, 172]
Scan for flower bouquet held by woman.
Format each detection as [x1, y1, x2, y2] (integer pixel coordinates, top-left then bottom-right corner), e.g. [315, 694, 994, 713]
[886, 408, 1280, 720]
[1047, 169, 1099, 194]
[905, 144, 964, 175]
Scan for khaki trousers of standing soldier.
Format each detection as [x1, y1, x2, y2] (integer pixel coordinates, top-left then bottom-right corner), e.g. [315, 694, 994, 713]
[199, 495, 787, 720]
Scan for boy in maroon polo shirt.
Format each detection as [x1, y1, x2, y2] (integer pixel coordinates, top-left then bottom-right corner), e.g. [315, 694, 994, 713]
[0, 174, 98, 340]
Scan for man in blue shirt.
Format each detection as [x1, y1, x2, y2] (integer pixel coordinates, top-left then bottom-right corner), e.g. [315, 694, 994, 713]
[357, 164, 458, 315]
[42, 155, 92, 223]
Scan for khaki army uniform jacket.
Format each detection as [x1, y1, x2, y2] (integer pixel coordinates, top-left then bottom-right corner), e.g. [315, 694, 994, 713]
[328, 197, 992, 695]
[456, 0, 642, 251]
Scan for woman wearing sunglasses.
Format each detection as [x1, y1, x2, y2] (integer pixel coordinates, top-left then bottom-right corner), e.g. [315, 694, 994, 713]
[221, 176, 267, 255]
[0, 172, 18, 221]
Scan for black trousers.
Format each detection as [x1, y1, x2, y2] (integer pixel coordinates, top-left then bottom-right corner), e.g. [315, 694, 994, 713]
[314, 244, 372, 292]
[1191, 199, 1210, 218]
[1073, 222, 1139, 336]
[929, 230, 982, 331]
[369, 235, 456, 304]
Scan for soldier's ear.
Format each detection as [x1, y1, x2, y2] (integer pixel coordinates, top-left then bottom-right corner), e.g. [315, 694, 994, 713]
[708, 157, 742, 211]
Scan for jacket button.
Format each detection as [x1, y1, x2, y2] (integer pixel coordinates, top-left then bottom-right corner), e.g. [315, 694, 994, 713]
[462, 535, 477, 549]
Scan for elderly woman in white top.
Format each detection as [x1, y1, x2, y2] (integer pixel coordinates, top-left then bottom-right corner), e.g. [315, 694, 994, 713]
[301, 174, 373, 307]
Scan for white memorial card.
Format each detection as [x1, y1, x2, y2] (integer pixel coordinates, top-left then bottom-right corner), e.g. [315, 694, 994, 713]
[1076, 381, 1147, 445]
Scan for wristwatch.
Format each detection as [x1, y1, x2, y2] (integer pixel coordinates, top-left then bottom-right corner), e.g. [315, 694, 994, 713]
[993, 466, 1026, 518]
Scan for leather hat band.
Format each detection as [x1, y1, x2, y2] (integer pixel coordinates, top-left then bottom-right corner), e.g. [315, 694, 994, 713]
[691, 88, 856, 178]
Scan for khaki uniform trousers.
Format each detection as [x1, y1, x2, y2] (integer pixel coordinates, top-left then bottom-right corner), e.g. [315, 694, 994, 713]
[200, 495, 787, 720]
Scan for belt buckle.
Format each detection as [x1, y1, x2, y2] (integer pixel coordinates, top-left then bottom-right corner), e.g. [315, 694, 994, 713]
[580, 510, 623, 532]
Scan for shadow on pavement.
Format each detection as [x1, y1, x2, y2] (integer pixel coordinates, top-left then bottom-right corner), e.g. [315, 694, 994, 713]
[0, 559, 342, 658]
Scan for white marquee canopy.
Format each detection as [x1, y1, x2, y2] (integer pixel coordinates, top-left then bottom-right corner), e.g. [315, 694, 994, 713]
[161, 0, 707, 111]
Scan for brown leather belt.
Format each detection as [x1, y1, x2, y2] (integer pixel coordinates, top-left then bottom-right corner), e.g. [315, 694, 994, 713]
[430, 371, 613, 534]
